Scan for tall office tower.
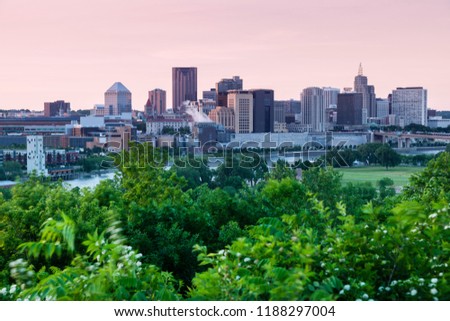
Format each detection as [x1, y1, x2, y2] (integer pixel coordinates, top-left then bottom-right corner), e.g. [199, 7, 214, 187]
[392, 87, 428, 127]
[337, 93, 363, 126]
[388, 93, 393, 114]
[203, 88, 217, 101]
[273, 101, 286, 123]
[209, 106, 235, 131]
[44, 100, 70, 117]
[27, 135, 48, 176]
[301, 87, 325, 132]
[104, 82, 132, 115]
[376, 98, 390, 118]
[249, 89, 274, 133]
[322, 87, 340, 108]
[227, 90, 253, 133]
[172, 67, 197, 111]
[354, 64, 377, 121]
[216, 76, 243, 107]
[147, 88, 166, 115]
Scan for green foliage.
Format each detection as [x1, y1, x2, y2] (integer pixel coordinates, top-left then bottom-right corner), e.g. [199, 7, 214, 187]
[78, 156, 112, 173]
[374, 144, 401, 170]
[321, 148, 359, 168]
[266, 159, 296, 181]
[341, 182, 377, 217]
[18, 214, 76, 260]
[357, 143, 384, 165]
[302, 167, 343, 209]
[378, 178, 396, 200]
[189, 195, 450, 301]
[173, 157, 213, 190]
[1, 142, 449, 301]
[0, 161, 24, 180]
[5, 212, 181, 301]
[404, 152, 450, 201]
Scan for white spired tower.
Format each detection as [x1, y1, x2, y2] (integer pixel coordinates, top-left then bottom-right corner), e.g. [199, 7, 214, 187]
[27, 136, 48, 176]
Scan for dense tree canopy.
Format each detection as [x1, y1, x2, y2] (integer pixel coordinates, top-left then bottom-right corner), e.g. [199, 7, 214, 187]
[0, 145, 449, 301]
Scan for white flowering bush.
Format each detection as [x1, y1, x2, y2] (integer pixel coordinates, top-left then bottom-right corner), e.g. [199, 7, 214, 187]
[189, 193, 450, 301]
[6, 211, 181, 301]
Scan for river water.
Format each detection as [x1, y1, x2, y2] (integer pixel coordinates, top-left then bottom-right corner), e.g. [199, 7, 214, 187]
[64, 172, 116, 189]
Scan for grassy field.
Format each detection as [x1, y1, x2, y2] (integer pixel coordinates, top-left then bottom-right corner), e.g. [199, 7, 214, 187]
[336, 166, 423, 188]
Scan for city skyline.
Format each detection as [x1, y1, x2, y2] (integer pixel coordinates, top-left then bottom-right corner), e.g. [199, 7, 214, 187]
[1, 0, 449, 110]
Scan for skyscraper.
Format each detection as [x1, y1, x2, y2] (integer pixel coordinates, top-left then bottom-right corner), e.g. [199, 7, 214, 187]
[250, 89, 274, 133]
[273, 101, 286, 123]
[322, 87, 340, 109]
[172, 67, 197, 111]
[301, 87, 325, 132]
[104, 82, 132, 115]
[392, 87, 428, 127]
[376, 98, 390, 118]
[337, 92, 363, 126]
[227, 90, 253, 133]
[147, 88, 166, 115]
[354, 64, 376, 121]
[216, 76, 243, 107]
[44, 100, 70, 117]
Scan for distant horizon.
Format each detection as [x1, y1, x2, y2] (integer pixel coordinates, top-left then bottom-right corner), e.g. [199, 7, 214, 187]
[1, 0, 449, 110]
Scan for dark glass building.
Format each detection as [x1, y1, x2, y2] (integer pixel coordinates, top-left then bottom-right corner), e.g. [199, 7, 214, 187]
[337, 92, 363, 126]
[250, 89, 274, 133]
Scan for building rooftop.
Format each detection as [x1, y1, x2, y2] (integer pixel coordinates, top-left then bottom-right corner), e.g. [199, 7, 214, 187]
[105, 82, 131, 93]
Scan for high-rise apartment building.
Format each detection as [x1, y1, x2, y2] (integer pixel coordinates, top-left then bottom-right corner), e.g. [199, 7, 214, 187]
[392, 87, 428, 127]
[27, 135, 48, 176]
[301, 87, 325, 132]
[44, 100, 70, 117]
[250, 89, 274, 133]
[227, 90, 253, 133]
[337, 93, 363, 126]
[104, 82, 132, 115]
[216, 76, 243, 107]
[354, 64, 376, 121]
[172, 67, 197, 111]
[147, 88, 166, 115]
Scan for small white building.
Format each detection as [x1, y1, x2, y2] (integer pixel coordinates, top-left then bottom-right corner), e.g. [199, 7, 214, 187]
[26, 135, 48, 176]
[146, 117, 189, 135]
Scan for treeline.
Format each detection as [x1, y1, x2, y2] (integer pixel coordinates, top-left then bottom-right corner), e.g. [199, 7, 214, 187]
[0, 143, 449, 301]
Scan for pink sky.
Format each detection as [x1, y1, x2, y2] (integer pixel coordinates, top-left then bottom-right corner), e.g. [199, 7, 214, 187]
[1, 0, 449, 110]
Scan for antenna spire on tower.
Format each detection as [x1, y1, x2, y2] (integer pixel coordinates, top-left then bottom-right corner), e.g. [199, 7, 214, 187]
[358, 63, 363, 76]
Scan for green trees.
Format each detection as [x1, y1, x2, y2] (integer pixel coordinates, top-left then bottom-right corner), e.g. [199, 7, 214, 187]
[375, 144, 401, 170]
[404, 151, 450, 201]
[5, 213, 180, 301]
[1, 143, 449, 301]
[189, 194, 450, 301]
[0, 161, 24, 180]
[357, 143, 383, 165]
